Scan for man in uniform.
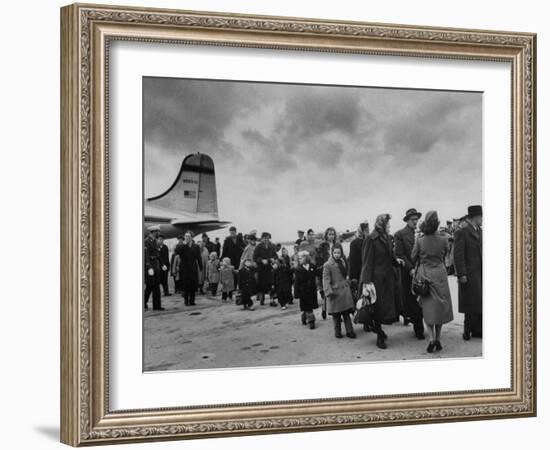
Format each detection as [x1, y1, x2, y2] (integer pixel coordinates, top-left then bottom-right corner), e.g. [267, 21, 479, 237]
[157, 234, 171, 297]
[144, 225, 164, 310]
[453, 205, 483, 340]
[295, 230, 306, 247]
[394, 208, 425, 339]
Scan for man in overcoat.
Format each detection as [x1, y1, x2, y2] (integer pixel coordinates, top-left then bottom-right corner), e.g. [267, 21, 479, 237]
[221, 226, 245, 288]
[394, 208, 425, 339]
[157, 235, 171, 297]
[453, 205, 483, 340]
[144, 225, 163, 310]
[253, 232, 278, 305]
[175, 231, 203, 306]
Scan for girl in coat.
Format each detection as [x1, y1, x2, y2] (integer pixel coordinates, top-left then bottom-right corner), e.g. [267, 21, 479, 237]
[412, 211, 454, 353]
[219, 257, 236, 302]
[205, 252, 220, 296]
[360, 214, 405, 349]
[294, 250, 319, 329]
[272, 258, 292, 310]
[238, 258, 257, 310]
[280, 247, 294, 304]
[322, 244, 356, 339]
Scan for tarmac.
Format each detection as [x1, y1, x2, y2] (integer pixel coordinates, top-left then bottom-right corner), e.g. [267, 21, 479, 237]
[144, 277, 482, 372]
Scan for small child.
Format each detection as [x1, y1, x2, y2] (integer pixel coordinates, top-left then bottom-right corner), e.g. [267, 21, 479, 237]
[219, 257, 236, 302]
[294, 251, 319, 329]
[238, 259, 257, 310]
[206, 252, 220, 296]
[272, 258, 292, 310]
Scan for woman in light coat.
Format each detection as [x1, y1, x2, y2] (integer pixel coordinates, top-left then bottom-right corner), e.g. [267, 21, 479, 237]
[322, 244, 356, 339]
[412, 210, 454, 353]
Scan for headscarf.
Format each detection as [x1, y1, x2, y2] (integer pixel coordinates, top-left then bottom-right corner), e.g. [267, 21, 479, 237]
[357, 220, 370, 238]
[419, 210, 440, 235]
[331, 244, 347, 278]
[374, 214, 391, 233]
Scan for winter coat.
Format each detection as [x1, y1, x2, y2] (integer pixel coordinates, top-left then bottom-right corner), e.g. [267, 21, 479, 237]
[348, 237, 364, 282]
[221, 235, 245, 267]
[359, 230, 399, 323]
[394, 225, 418, 317]
[273, 265, 292, 294]
[453, 222, 482, 315]
[206, 259, 220, 283]
[219, 264, 236, 292]
[175, 242, 203, 285]
[239, 243, 257, 269]
[294, 264, 319, 312]
[239, 266, 257, 295]
[322, 257, 355, 314]
[253, 242, 278, 292]
[412, 234, 454, 325]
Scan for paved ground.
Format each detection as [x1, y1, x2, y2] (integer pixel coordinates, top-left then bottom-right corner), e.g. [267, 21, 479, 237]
[144, 278, 482, 372]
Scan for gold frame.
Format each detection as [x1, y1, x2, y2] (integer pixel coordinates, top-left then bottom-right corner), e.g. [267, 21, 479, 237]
[60, 3, 537, 446]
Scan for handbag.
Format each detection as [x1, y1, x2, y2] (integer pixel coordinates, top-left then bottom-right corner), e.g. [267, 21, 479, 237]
[411, 262, 430, 297]
[353, 289, 376, 325]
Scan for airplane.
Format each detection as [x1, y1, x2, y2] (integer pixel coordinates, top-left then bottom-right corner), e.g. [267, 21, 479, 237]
[144, 153, 231, 239]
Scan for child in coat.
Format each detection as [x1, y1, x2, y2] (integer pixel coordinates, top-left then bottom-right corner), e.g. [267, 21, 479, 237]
[272, 258, 292, 310]
[294, 250, 319, 329]
[238, 258, 257, 310]
[219, 257, 236, 302]
[205, 252, 220, 296]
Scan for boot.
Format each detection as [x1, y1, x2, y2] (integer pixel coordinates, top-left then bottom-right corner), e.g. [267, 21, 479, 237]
[376, 333, 387, 349]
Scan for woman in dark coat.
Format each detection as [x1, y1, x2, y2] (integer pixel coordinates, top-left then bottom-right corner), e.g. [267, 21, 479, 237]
[253, 232, 278, 306]
[175, 231, 203, 306]
[412, 211, 454, 353]
[294, 250, 319, 329]
[360, 214, 404, 349]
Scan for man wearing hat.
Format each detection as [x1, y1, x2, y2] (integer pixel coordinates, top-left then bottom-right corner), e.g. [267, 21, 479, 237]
[453, 205, 483, 340]
[144, 225, 164, 310]
[394, 208, 425, 339]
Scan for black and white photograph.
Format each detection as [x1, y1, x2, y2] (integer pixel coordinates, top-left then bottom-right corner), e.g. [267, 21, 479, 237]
[142, 76, 483, 372]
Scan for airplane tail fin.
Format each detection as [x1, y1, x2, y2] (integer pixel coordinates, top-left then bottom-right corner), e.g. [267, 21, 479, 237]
[146, 153, 219, 218]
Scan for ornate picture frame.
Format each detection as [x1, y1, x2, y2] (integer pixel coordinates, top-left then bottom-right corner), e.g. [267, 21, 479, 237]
[60, 3, 536, 446]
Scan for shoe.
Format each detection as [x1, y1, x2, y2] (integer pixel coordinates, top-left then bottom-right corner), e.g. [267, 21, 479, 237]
[249, 306, 255, 311]
[427, 341, 436, 353]
[309, 322, 316, 330]
[346, 332, 357, 339]
[434, 340, 442, 351]
[282, 306, 287, 310]
[463, 332, 471, 341]
[376, 335, 387, 349]
[335, 331, 343, 338]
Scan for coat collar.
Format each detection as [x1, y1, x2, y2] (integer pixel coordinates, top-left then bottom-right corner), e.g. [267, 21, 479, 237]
[465, 221, 481, 240]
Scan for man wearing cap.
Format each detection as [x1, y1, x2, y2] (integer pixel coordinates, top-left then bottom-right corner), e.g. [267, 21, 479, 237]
[394, 208, 425, 339]
[453, 205, 483, 340]
[295, 230, 306, 247]
[144, 225, 164, 310]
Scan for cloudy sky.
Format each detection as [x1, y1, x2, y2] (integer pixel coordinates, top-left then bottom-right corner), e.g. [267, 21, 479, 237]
[143, 77, 482, 242]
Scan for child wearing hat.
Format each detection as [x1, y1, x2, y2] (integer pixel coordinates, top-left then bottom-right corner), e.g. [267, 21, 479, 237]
[219, 257, 236, 302]
[205, 251, 220, 296]
[238, 258, 257, 310]
[272, 258, 292, 310]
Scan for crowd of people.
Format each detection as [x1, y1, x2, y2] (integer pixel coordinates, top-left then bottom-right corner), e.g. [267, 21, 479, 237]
[144, 205, 483, 352]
